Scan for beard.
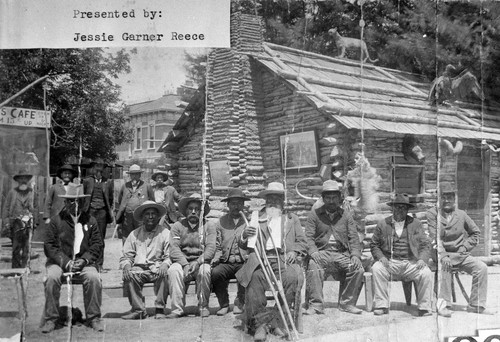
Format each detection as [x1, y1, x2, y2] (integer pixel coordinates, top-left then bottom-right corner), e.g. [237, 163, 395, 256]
[188, 214, 200, 224]
[265, 206, 282, 219]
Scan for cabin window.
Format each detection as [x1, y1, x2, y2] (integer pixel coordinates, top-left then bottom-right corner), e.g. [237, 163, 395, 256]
[391, 156, 424, 195]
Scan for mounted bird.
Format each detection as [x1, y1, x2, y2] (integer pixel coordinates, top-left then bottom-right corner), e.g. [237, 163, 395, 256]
[428, 65, 484, 105]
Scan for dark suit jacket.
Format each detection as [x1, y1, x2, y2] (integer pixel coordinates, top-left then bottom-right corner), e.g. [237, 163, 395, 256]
[370, 215, 430, 262]
[43, 183, 67, 220]
[305, 206, 362, 258]
[82, 176, 114, 223]
[115, 180, 154, 224]
[236, 209, 307, 287]
[213, 214, 248, 264]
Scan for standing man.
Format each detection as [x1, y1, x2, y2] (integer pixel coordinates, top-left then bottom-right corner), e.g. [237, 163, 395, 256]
[167, 193, 216, 318]
[83, 160, 114, 272]
[120, 201, 171, 320]
[151, 171, 180, 227]
[116, 164, 154, 242]
[211, 188, 249, 316]
[370, 194, 433, 317]
[427, 183, 494, 316]
[2, 171, 36, 268]
[43, 164, 78, 224]
[304, 180, 364, 315]
[41, 184, 103, 333]
[236, 182, 306, 342]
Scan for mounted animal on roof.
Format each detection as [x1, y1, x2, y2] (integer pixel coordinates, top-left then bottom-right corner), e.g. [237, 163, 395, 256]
[328, 28, 379, 63]
[428, 64, 484, 105]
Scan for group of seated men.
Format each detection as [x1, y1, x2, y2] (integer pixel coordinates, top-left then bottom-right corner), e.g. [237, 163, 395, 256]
[40, 180, 494, 341]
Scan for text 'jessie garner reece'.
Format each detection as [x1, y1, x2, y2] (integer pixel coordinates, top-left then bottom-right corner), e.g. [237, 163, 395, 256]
[72, 9, 205, 42]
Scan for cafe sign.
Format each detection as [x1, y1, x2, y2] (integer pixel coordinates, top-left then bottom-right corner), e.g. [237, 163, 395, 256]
[0, 107, 51, 128]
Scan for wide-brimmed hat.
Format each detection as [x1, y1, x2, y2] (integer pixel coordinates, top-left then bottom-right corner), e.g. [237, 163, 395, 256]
[221, 188, 251, 202]
[386, 193, 414, 208]
[321, 180, 341, 194]
[13, 171, 33, 182]
[126, 164, 143, 174]
[56, 164, 78, 179]
[58, 183, 90, 199]
[151, 172, 169, 182]
[133, 200, 167, 221]
[178, 193, 210, 216]
[258, 182, 285, 198]
[439, 182, 457, 195]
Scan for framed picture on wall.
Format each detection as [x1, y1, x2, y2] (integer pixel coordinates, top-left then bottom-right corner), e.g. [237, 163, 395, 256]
[208, 159, 231, 190]
[279, 130, 319, 171]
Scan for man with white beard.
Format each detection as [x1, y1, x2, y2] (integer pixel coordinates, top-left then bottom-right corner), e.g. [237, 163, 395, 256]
[236, 182, 306, 342]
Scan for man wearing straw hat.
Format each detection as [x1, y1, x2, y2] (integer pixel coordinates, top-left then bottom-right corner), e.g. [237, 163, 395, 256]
[427, 183, 495, 316]
[2, 170, 36, 268]
[151, 170, 180, 226]
[41, 183, 104, 333]
[167, 193, 216, 318]
[116, 164, 154, 242]
[236, 182, 306, 342]
[43, 164, 78, 224]
[211, 187, 249, 316]
[120, 200, 171, 320]
[370, 193, 433, 317]
[304, 180, 365, 315]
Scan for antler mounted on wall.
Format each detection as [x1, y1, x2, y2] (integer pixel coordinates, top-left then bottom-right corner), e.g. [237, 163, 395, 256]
[440, 139, 463, 155]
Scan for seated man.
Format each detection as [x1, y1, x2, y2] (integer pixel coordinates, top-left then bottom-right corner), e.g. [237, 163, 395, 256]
[304, 180, 364, 315]
[236, 182, 306, 342]
[370, 193, 433, 316]
[211, 188, 249, 316]
[120, 201, 171, 320]
[41, 184, 104, 333]
[427, 183, 495, 316]
[167, 193, 216, 318]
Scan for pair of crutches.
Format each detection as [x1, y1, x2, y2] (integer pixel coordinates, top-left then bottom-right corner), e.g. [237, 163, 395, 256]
[239, 211, 299, 341]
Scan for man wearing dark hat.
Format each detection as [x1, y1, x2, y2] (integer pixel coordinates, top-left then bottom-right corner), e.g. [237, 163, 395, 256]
[427, 183, 494, 316]
[236, 182, 306, 341]
[43, 164, 78, 224]
[41, 183, 104, 333]
[83, 159, 114, 272]
[120, 200, 171, 320]
[370, 193, 433, 317]
[211, 188, 249, 316]
[304, 180, 364, 315]
[151, 171, 180, 226]
[116, 164, 154, 242]
[2, 171, 36, 268]
[167, 193, 216, 318]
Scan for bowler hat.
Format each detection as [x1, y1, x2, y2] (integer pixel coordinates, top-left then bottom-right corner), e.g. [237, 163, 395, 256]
[126, 164, 143, 174]
[133, 200, 167, 221]
[58, 183, 90, 199]
[257, 182, 285, 198]
[151, 172, 169, 182]
[321, 180, 341, 194]
[56, 164, 78, 179]
[386, 193, 414, 208]
[13, 171, 33, 182]
[221, 188, 251, 202]
[178, 193, 210, 217]
[439, 182, 457, 194]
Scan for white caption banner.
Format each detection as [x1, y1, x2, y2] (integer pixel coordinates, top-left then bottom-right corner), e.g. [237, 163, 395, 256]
[0, 107, 51, 128]
[0, 0, 230, 48]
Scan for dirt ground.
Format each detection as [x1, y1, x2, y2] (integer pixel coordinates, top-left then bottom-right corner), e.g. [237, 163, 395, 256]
[1, 227, 500, 342]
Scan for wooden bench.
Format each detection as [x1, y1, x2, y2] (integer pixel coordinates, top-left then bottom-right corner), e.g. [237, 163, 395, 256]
[0, 268, 29, 321]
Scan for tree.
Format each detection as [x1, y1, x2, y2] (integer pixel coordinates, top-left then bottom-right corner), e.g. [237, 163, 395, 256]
[0, 48, 134, 169]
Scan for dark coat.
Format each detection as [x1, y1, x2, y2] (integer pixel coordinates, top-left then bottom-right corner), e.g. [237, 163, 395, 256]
[115, 180, 154, 224]
[213, 214, 248, 264]
[43, 183, 67, 220]
[44, 210, 103, 271]
[305, 206, 362, 258]
[82, 176, 114, 223]
[370, 215, 430, 262]
[236, 210, 307, 288]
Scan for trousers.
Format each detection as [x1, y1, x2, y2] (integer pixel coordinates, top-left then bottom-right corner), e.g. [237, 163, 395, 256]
[90, 208, 107, 267]
[211, 262, 245, 308]
[125, 266, 168, 313]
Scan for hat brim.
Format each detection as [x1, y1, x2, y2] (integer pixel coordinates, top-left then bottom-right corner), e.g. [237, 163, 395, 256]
[57, 169, 78, 179]
[221, 195, 251, 202]
[133, 202, 167, 221]
[59, 194, 90, 199]
[386, 201, 415, 208]
[13, 174, 33, 181]
[152, 172, 169, 181]
[258, 190, 285, 198]
[178, 198, 210, 216]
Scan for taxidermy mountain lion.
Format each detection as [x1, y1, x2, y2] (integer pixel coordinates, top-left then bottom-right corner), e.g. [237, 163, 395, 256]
[328, 28, 379, 63]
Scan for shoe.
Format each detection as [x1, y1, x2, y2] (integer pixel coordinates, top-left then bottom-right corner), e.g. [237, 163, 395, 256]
[418, 310, 432, 317]
[303, 306, 324, 315]
[166, 312, 184, 319]
[154, 309, 167, 319]
[339, 304, 362, 315]
[437, 308, 453, 318]
[273, 327, 286, 338]
[216, 307, 229, 316]
[467, 305, 496, 315]
[121, 311, 148, 320]
[233, 298, 244, 314]
[41, 320, 56, 333]
[373, 308, 389, 316]
[200, 307, 210, 317]
[254, 324, 268, 342]
[89, 318, 104, 331]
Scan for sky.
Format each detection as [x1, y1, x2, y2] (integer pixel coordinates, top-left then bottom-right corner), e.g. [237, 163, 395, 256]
[110, 47, 206, 105]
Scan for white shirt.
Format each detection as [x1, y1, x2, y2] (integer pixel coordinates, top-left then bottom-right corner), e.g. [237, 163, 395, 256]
[393, 220, 405, 238]
[266, 216, 282, 250]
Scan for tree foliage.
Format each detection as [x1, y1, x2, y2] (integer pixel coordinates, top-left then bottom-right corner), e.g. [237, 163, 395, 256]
[0, 48, 134, 168]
